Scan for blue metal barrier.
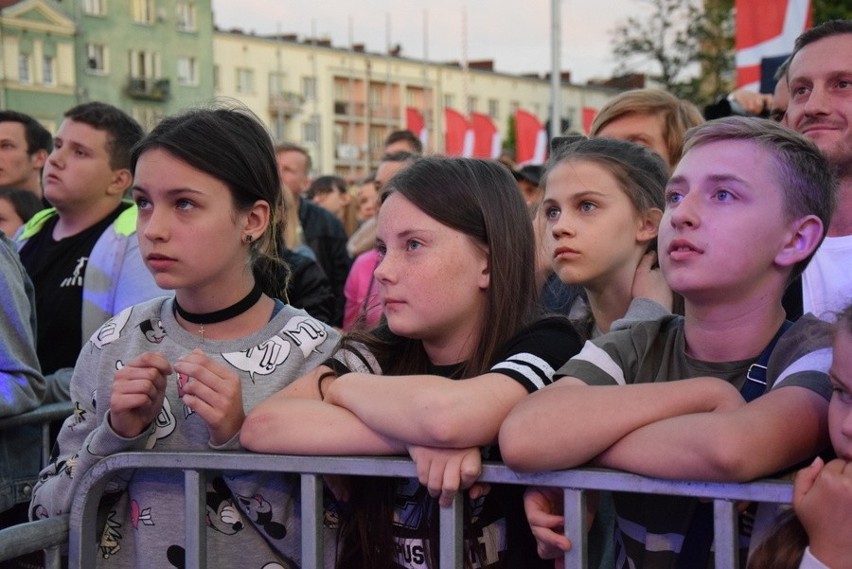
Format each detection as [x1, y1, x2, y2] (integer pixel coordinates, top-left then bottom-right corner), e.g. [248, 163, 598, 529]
[64, 452, 794, 569]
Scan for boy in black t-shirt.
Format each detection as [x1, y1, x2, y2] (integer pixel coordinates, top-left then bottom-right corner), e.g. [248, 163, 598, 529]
[17, 102, 164, 402]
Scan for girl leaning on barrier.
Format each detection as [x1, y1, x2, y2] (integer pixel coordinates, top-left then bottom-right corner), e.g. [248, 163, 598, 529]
[749, 301, 852, 569]
[29, 105, 340, 568]
[241, 156, 584, 569]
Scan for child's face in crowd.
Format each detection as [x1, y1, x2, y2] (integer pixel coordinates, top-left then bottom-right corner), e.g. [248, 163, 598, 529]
[133, 148, 256, 296]
[596, 112, 671, 168]
[829, 327, 852, 461]
[0, 196, 24, 236]
[542, 160, 656, 292]
[42, 119, 117, 210]
[312, 187, 349, 217]
[356, 182, 378, 221]
[374, 192, 489, 362]
[660, 140, 793, 301]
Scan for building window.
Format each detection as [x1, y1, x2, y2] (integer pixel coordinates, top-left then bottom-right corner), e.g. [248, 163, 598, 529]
[176, 57, 198, 85]
[86, 43, 107, 74]
[213, 65, 220, 91]
[488, 98, 499, 119]
[269, 72, 285, 96]
[302, 119, 318, 144]
[83, 0, 106, 16]
[42, 56, 55, 86]
[302, 76, 317, 100]
[369, 127, 384, 150]
[443, 93, 455, 109]
[132, 0, 155, 24]
[509, 100, 520, 115]
[236, 67, 254, 93]
[406, 89, 418, 107]
[176, 2, 196, 32]
[466, 96, 478, 114]
[18, 54, 31, 83]
[129, 49, 160, 80]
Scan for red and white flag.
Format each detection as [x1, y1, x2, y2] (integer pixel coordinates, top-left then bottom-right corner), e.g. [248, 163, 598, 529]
[735, 0, 811, 91]
[470, 112, 502, 159]
[444, 108, 474, 157]
[515, 109, 546, 166]
[582, 107, 598, 134]
[406, 107, 429, 151]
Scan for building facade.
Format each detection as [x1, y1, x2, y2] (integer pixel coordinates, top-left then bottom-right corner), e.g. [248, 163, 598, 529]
[0, 0, 76, 131]
[0, 0, 618, 174]
[214, 30, 618, 178]
[69, 0, 215, 129]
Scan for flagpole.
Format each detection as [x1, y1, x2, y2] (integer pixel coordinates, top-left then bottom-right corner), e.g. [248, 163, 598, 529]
[550, 0, 562, 141]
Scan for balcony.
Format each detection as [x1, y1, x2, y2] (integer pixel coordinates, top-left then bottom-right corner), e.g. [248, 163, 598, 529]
[333, 100, 366, 117]
[125, 77, 170, 102]
[269, 92, 303, 116]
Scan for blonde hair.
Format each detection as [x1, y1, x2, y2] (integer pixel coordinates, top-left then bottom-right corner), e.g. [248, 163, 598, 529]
[590, 89, 704, 167]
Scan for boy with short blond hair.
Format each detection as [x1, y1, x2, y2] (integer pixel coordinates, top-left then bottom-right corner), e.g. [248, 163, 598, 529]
[500, 116, 837, 568]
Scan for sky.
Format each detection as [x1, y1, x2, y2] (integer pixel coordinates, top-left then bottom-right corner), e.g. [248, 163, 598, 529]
[211, 0, 648, 84]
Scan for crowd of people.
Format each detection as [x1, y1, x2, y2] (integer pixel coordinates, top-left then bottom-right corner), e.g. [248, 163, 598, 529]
[0, 18, 850, 569]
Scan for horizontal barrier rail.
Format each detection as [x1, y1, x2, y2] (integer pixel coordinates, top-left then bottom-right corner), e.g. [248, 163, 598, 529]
[0, 401, 74, 466]
[65, 451, 794, 569]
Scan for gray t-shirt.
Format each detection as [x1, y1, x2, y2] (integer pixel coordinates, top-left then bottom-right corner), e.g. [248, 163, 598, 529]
[556, 313, 833, 569]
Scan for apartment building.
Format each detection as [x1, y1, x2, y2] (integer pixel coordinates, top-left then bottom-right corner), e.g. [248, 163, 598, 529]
[214, 29, 617, 178]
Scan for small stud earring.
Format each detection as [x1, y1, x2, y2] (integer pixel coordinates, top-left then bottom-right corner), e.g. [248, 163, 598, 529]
[245, 234, 253, 243]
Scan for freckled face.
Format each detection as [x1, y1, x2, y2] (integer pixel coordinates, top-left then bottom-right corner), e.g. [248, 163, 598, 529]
[374, 192, 489, 362]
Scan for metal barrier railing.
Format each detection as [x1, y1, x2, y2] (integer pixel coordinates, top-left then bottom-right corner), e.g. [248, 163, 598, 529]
[63, 451, 794, 569]
[0, 401, 74, 567]
[0, 401, 74, 466]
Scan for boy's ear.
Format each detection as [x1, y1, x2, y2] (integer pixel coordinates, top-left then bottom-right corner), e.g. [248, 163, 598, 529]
[636, 208, 663, 242]
[243, 199, 271, 239]
[775, 214, 824, 269]
[31, 149, 48, 170]
[106, 169, 133, 197]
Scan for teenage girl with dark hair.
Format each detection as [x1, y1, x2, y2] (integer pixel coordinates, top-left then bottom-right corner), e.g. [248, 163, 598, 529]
[30, 105, 340, 568]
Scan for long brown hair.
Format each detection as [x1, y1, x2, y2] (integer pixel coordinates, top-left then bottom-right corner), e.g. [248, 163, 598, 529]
[335, 157, 539, 569]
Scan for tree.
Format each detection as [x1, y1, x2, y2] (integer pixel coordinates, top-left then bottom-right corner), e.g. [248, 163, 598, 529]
[503, 113, 516, 153]
[610, 0, 734, 106]
[813, 0, 852, 24]
[610, 0, 702, 95]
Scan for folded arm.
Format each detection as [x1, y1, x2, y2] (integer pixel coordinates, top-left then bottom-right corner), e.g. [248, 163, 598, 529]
[240, 366, 406, 455]
[499, 376, 744, 472]
[325, 371, 530, 448]
[593, 385, 829, 481]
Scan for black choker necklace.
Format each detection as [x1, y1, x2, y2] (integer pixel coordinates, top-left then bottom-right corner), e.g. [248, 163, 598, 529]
[174, 283, 263, 325]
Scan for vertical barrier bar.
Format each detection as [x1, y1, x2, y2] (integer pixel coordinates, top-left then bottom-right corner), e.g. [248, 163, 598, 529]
[301, 474, 323, 569]
[183, 469, 206, 569]
[439, 495, 463, 568]
[563, 488, 587, 569]
[41, 423, 52, 466]
[713, 499, 739, 569]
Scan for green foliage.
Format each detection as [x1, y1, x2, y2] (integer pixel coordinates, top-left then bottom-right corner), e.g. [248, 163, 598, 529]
[813, 0, 852, 24]
[504, 113, 516, 151]
[610, 0, 734, 107]
[611, 0, 702, 91]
